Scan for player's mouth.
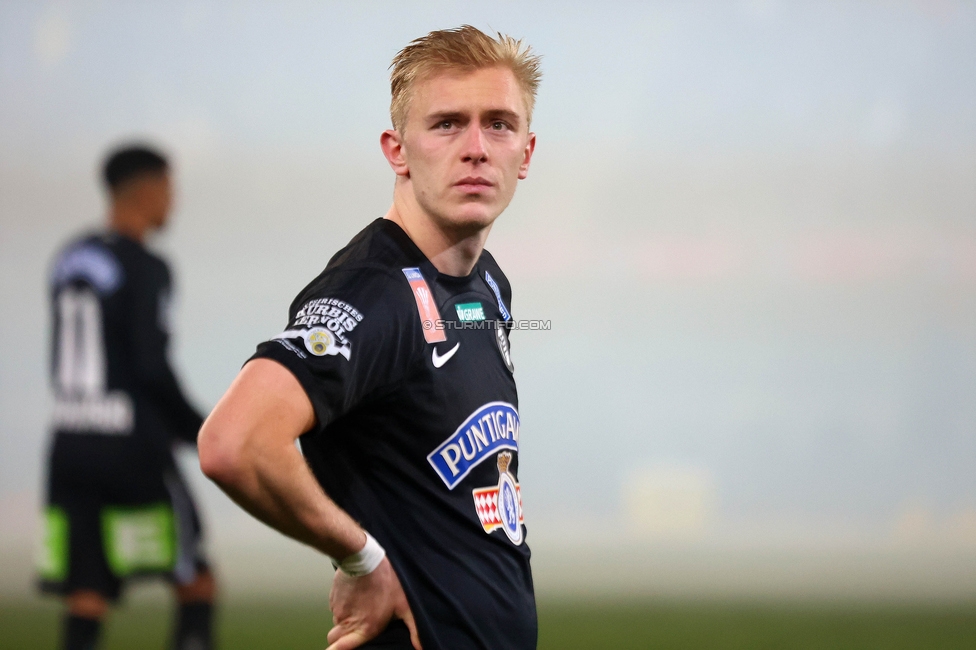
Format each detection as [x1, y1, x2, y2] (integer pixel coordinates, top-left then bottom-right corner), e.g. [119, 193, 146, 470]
[454, 177, 493, 193]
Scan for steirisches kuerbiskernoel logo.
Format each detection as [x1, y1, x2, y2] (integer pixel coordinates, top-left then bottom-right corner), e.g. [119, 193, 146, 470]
[273, 297, 363, 361]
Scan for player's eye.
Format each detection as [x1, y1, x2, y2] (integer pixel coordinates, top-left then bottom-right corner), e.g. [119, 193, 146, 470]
[490, 121, 508, 131]
[437, 120, 454, 130]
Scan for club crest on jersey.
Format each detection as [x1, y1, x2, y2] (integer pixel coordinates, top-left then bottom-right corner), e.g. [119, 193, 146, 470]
[428, 402, 520, 489]
[472, 452, 524, 545]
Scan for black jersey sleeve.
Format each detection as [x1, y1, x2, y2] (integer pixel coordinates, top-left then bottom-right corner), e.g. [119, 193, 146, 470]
[250, 267, 422, 433]
[127, 258, 205, 444]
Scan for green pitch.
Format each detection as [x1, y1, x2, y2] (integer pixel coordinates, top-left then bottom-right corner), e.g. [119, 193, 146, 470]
[1, 597, 974, 649]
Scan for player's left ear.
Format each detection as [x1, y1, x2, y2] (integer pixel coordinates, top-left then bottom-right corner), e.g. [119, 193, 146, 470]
[517, 132, 536, 180]
[381, 129, 410, 177]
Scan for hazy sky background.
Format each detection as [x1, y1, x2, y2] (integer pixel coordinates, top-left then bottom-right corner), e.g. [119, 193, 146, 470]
[1, 1, 975, 553]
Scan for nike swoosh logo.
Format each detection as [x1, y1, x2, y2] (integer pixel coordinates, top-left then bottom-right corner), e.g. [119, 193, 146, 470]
[431, 342, 460, 368]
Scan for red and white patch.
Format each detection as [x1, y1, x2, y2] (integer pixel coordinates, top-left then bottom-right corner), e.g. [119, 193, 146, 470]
[472, 484, 523, 534]
[402, 267, 447, 344]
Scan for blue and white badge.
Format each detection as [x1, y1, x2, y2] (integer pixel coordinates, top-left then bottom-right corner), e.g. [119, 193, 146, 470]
[428, 402, 520, 489]
[483, 271, 511, 322]
[496, 459, 523, 545]
[471, 452, 524, 545]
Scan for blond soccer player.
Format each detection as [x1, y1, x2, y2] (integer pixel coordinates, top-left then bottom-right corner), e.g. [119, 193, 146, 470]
[200, 26, 540, 650]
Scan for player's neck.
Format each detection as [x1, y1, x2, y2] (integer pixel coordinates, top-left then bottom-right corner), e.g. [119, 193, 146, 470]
[108, 203, 151, 243]
[384, 201, 490, 278]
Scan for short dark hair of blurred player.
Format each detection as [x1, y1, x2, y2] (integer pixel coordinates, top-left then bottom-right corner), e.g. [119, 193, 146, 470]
[200, 26, 539, 650]
[38, 144, 217, 650]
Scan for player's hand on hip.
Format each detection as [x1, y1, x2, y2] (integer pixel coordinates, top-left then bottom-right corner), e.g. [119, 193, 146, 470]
[326, 557, 422, 650]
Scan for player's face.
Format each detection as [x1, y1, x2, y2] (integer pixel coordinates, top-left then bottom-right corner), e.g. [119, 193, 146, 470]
[398, 66, 535, 233]
[135, 172, 173, 230]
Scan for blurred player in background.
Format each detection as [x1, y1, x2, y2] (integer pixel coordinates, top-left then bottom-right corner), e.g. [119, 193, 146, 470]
[38, 145, 217, 650]
[199, 25, 539, 650]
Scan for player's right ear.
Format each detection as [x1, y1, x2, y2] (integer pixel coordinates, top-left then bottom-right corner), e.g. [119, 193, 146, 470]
[380, 129, 409, 178]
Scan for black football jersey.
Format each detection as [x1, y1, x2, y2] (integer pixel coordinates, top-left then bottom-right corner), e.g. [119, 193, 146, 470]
[251, 219, 535, 650]
[48, 231, 203, 462]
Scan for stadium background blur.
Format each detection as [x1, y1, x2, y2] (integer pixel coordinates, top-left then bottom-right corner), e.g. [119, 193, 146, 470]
[1, 2, 974, 648]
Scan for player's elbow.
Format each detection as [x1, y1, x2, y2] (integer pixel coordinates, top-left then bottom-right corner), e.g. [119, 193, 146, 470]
[198, 415, 246, 488]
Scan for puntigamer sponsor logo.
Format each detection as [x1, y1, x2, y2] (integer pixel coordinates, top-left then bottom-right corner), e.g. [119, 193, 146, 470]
[428, 402, 520, 489]
[455, 302, 485, 322]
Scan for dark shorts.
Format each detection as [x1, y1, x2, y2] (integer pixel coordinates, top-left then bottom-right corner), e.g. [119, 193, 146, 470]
[38, 434, 209, 601]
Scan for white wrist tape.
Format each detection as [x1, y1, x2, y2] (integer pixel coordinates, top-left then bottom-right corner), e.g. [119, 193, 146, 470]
[337, 532, 386, 577]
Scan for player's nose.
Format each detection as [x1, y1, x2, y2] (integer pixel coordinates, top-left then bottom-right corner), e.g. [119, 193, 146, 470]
[460, 126, 488, 164]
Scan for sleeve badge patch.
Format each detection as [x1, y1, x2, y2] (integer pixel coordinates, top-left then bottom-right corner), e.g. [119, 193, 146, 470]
[273, 297, 363, 361]
[274, 327, 351, 360]
[402, 267, 447, 344]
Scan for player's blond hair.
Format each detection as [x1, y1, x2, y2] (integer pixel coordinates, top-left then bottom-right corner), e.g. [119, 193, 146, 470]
[389, 25, 542, 133]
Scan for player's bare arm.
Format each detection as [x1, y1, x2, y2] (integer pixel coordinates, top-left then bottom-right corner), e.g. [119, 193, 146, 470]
[199, 360, 358, 555]
[198, 360, 421, 649]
